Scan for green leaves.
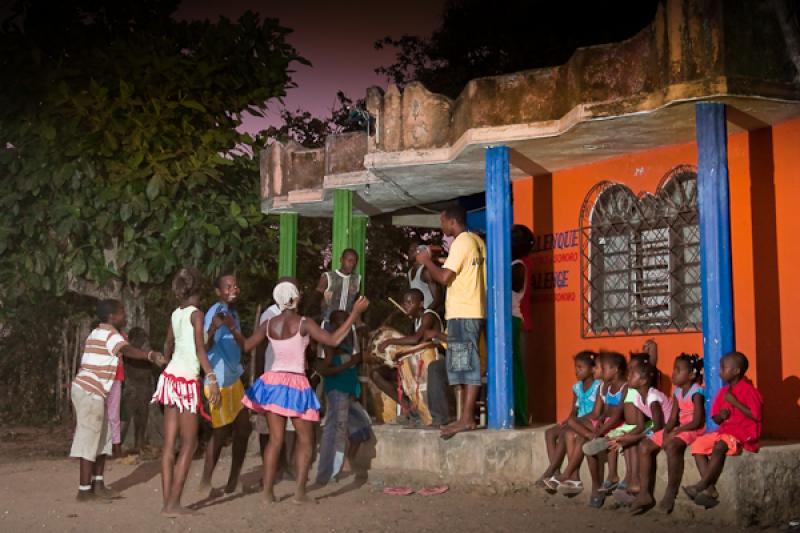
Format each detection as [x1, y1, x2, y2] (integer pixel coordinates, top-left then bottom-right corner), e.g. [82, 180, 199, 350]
[0, 2, 308, 318]
[72, 256, 87, 276]
[145, 175, 162, 200]
[203, 223, 221, 237]
[180, 100, 207, 113]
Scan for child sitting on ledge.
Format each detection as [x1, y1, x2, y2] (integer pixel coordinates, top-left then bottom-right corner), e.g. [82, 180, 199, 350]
[682, 351, 762, 509]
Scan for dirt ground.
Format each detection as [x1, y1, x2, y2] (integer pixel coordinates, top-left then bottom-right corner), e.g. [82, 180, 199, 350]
[0, 425, 760, 533]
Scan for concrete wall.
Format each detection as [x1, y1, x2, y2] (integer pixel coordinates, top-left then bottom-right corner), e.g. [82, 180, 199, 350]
[370, 425, 800, 527]
[512, 116, 800, 440]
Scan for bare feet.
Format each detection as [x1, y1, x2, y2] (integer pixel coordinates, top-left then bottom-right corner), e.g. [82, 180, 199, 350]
[291, 494, 317, 505]
[161, 506, 196, 517]
[198, 480, 212, 495]
[440, 420, 476, 440]
[657, 491, 676, 514]
[262, 490, 277, 505]
[630, 494, 655, 515]
[681, 483, 702, 500]
[224, 478, 240, 494]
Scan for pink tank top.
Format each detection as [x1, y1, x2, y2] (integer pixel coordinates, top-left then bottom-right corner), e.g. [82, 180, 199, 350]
[674, 383, 704, 426]
[266, 317, 310, 375]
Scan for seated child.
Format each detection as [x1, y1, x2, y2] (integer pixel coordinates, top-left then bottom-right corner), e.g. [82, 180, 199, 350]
[631, 353, 704, 514]
[682, 351, 762, 509]
[547, 352, 627, 507]
[607, 363, 673, 507]
[536, 351, 601, 488]
[605, 353, 664, 501]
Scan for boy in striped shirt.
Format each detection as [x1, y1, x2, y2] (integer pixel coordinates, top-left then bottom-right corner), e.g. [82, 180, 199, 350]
[71, 299, 164, 502]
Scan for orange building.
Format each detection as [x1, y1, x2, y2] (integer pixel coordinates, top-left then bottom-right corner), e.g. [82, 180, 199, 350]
[512, 119, 800, 439]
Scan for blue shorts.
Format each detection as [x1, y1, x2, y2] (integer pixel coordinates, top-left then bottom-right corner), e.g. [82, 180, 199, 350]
[445, 319, 483, 386]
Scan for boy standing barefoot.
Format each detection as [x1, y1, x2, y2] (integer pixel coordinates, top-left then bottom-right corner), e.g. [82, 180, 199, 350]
[71, 299, 163, 502]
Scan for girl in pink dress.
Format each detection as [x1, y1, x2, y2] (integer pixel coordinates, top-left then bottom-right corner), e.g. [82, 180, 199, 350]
[631, 353, 705, 514]
[242, 280, 368, 504]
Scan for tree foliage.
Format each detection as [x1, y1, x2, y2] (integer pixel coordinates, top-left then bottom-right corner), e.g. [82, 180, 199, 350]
[0, 0, 307, 312]
[375, 0, 659, 98]
[263, 91, 365, 149]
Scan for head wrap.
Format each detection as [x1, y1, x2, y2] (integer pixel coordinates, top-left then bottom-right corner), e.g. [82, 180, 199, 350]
[273, 281, 299, 311]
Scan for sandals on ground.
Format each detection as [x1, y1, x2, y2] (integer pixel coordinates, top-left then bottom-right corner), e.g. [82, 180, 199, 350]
[597, 479, 619, 494]
[588, 493, 606, 508]
[542, 476, 561, 493]
[557, 480, 584, 496]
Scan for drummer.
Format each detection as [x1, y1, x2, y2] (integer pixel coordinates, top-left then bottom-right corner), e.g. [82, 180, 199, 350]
[373, 289, 450, 429]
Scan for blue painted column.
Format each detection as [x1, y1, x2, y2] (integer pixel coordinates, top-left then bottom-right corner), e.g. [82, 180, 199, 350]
[485, 146, 514, 429]
[695, 103, 735, 431]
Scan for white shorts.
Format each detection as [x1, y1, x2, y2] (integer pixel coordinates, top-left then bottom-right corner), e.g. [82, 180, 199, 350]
[70, 384, 112, 461]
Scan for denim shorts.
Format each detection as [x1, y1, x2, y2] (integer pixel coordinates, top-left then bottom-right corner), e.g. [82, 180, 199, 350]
[445, 319, 483, 386]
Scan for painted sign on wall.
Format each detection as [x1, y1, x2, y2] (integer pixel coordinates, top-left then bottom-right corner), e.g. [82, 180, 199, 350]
[530, 229, 579, 303]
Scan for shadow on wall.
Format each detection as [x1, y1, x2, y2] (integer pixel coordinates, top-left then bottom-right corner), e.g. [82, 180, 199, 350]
[528, 173, 557, 423]
[748, 126, 800, 439]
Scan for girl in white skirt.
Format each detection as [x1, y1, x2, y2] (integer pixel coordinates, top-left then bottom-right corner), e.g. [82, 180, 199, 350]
[152, 267, 221, 516]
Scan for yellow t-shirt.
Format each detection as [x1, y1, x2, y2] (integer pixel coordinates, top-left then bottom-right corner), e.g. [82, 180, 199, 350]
[442, 231, 487, 320]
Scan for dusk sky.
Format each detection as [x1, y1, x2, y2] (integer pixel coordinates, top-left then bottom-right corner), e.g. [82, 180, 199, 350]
[175, 0, 446, 133]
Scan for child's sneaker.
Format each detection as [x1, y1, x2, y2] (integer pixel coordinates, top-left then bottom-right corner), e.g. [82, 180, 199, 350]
[76, 490, 112, 503]
[92, 481, 119, 500]
[582, 437, 609, 456]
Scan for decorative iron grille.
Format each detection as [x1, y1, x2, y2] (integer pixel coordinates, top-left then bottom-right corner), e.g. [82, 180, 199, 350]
[579, 166, 702, 337]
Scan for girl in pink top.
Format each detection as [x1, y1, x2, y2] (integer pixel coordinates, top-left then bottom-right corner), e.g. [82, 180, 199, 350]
[242, 280, 368, 505]
[631, 353, 705, 515]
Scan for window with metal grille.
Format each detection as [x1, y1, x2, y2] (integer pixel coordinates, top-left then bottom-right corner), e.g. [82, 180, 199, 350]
[580, 166, 702, 337]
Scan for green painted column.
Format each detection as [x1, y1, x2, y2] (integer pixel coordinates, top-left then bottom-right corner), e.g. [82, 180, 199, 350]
[352, 215, 368, 290]
[278, 212, 298, 278]
[332, 189, 353, 266]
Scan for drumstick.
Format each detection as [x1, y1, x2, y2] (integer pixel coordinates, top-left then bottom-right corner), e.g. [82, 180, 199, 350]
[388, 297, 409, 316]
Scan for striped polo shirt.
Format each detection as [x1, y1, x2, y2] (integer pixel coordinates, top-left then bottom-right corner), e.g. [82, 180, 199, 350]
[72, 324, 128, 399]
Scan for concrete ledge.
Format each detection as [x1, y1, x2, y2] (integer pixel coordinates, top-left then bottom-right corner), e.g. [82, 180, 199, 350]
[369, 425, 800, 527]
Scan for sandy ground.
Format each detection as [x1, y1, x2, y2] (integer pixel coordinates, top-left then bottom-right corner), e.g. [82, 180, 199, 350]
[0, 425, 758, 533]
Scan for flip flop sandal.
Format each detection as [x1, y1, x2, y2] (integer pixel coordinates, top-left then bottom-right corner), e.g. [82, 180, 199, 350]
[383, 487, 414, 496]
[693, 491, 720, 509]
[582, 437, 609, 456]
[681, 485, 698, 501]
[418, 485, 449, 496]
[598, 480, 619, 494]
[542, 476, 561, 493]
[588, 494, 606, 508]
[557, 480, 584, 496]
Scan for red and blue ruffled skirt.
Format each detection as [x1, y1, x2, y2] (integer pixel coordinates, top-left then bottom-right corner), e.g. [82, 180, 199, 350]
[242, 371, 320, 422]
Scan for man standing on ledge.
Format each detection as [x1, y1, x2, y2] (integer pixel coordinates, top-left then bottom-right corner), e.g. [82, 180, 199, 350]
[416, 205, 486, 439]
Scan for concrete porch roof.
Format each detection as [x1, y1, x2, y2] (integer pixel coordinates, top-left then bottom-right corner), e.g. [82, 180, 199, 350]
[259, 0, 800, 218]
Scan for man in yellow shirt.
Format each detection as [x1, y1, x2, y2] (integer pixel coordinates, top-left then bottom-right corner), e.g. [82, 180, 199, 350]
[416, 205, 486, 438]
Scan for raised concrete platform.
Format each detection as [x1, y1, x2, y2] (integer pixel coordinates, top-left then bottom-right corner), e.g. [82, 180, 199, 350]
[369, 425, 800, 528]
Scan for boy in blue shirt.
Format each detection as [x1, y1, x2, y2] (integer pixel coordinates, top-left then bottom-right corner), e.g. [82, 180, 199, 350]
[314, 310, 369, 484]
[199, 273, 251, 495]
